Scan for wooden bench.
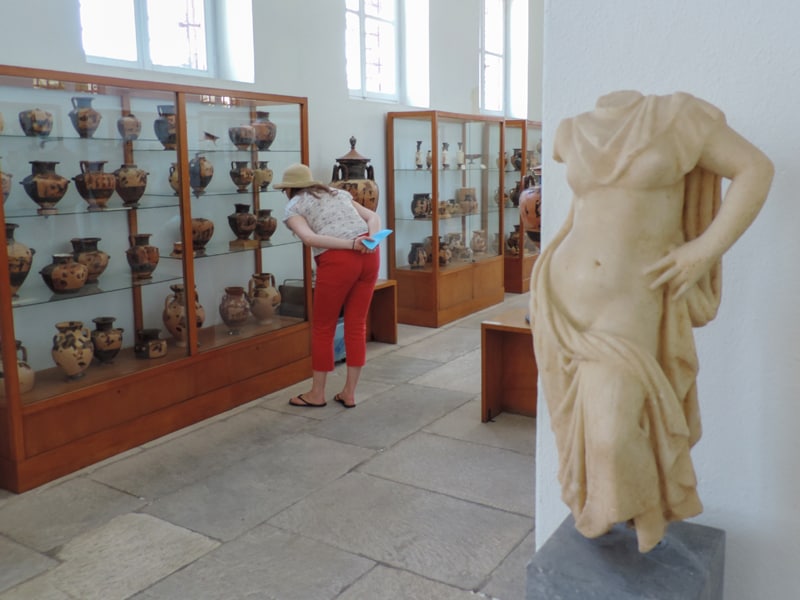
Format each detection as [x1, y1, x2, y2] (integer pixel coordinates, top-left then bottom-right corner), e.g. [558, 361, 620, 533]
[480, 306, 537, 422]
[367, 279, 398, 344]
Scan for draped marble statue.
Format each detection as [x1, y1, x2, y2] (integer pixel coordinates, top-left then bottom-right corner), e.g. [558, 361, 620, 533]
[530, 91, 773, 552]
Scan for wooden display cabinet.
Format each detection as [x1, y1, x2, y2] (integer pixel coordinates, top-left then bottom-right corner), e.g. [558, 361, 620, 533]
[386, 111, 506, 327]
[0, 65, 312, 492]
[503, 119, 542, 293]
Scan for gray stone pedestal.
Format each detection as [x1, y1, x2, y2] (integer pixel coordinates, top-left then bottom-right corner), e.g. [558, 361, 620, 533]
[526, 515, 725, 599]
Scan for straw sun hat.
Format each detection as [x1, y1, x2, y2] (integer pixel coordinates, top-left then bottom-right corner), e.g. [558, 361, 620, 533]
[273, 163, 322, 190]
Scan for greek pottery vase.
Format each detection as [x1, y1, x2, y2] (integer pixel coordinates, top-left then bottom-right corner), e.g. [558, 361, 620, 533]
[518, 173, 542, 236]
[253, 160, 273, 191]
[456, 187, 477, 215]
[125, 233, 159, 280]
[229, 160, 253, 193]
[438, 241, 452, 267]
[51, 321, 93, 380]
[425, 149, 432, 170]
[91, 316, 124, 364]
[441, 142, 450, 169]
[0, 339, 35, 396]
[191, 217, 215, 252]
[471, 230, 488, 254]
[20, 160, 70, 215]
[70, 237, 110, 283]
[496, 152, 509, 171]
[18, 108, 53, 137]
[248, 273, 281, 325]
[407, 242, 427, 269]
[512, 148, 524, 171]
[456, 142, 465, 169]
[188, 152, 214, 197]
[114, 163, 148, 206]
[254, 208, 278, 242]
[411, 193, 431, 219]
[422, 235, 435, 264]
[170, 241, 184, 258]
[73, 160, 117, 210]
[69, 96, 102, 138]
[6, 223, 35, 296]
[1, 168, 11, 204]
[219, 286, 250, 334]
[228, 125, 255, 151]
[168, 162, 181, 195]
[162, 283, 205, 347]
[415, 140, 423, 169]
[506, 225, 521, 256]
[117, 113, 142, 141]
[134, 328, 167, 359]
[251, 111, 277, 150]
[228, 203, 257, 240]
[330, 136, 379, 211]
[40, 254, 88, 294]
[153, 104, 177, 150]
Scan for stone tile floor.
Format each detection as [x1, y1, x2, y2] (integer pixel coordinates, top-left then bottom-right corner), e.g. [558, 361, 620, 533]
[0, 293, 536, 600]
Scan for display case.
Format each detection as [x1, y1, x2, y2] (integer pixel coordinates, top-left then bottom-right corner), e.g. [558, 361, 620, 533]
[0, 65, 311, 492]
[502, 119, 542, 293]
[386, 111, 505, 327]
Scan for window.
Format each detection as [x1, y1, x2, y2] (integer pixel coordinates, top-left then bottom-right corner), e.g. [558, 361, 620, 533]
[481, 0, 528, 117]
[78, 0, 254, 82]
[346, 0, 429, 106]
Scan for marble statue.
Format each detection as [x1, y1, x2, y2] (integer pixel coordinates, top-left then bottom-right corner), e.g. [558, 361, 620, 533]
[529, 90, 774, 552]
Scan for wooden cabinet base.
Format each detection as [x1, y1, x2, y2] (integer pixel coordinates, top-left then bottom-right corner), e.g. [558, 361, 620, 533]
[481, 306, 537, 422]
[0, 324, 311, 493]
[504, 251, 539, 294]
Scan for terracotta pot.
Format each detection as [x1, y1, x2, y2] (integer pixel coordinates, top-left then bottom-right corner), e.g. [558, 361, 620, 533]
[470, 230, 487, 254]
[6, 223, 35, 296]
[253, 160, 273, 191]
[248, 273, 281, 325]
[219, 286, 250, 334]
[441, 142, 450, 169]
[0, 339, 35, 396]
[228, 203, 256, 240]
[91, 316, 124, 364]
[18, 108, 53, 137]
[71, 237, 110, 283]
[506, 225, 521, 256]
[125, 233, 159, 280]
[117, 113, 142, 141]
[228, 125, 254, 151]
[191, 218, 215, 252]
[153, 104, 177, 150]
[168, 162, 181, 195]
[170, 241, 184, 258]
[1, 168, 12, 204]
[188, 153, 214, 197]
[415, 140, 424, 169]
[251, 111, 277, 150]
[163, 283, 205, 347]
[229, 160, 253, 193]
[518, 174, 542, 234]
[411, 193, 431, 218]
[114, 163, 148, 206]
[51, 321, 93, 379]
[511, 148, 524, 171]
[254, 208, 278, 242]
[73, 160, 117, 210]
[69, 96, 102, 138]
[20, 160, 70, 215]
[40, 254, 88, 293]
[134, 328, 167, 359]
[330, 136, 379, 210]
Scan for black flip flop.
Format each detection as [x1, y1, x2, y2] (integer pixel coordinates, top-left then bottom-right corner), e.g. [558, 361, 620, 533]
[289, 394, 326, 408]
[333, 393, 355, 409]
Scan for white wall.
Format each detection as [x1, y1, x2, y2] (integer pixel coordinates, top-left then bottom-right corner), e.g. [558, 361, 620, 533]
[538, 1, 800, 597]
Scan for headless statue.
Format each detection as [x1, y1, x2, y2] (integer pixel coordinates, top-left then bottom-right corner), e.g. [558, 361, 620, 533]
[530, 91, 773, 552]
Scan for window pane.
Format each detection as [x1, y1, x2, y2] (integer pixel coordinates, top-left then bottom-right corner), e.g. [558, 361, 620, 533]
[484, 0, 504, 55]
[508, 0, 528, 117]
[364, 18, 396, 94]
[346, 0, 360, 10]
[147, 0, 208, 70]
[80, 0, 137, 61]
[365, 0, 395, 20]
[346, 12, 363, 90]
[484, 54, 503, 112]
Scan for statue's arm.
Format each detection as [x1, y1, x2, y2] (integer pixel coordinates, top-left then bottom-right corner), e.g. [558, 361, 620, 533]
[646, 123, 774, 299]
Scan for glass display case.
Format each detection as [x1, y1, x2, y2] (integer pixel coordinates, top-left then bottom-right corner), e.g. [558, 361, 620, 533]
[0, 66, 311, 492]
[503, 119, 542, 293]
[386, 111, 506, 327]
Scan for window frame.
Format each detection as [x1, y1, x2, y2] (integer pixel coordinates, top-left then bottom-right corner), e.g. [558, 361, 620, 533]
[480, 0, 507, 115]
[80, 0, 218, 78]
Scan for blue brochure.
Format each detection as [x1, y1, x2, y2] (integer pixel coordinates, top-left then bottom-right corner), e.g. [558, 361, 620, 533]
[361, 229, 393, 250]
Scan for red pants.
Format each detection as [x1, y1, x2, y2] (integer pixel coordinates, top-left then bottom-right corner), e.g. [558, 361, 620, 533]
[312, 249, 380, 371]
